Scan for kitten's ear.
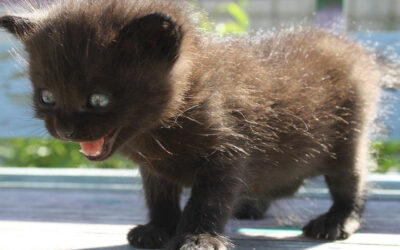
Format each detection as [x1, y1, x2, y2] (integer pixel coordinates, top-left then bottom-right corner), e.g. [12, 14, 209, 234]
[117, 13, 182, 62]
[0, 15, 37, 40]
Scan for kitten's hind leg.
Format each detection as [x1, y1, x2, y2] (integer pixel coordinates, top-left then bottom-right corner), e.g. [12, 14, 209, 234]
[303, 135, 368, 240]
[233, 197, 269, 220]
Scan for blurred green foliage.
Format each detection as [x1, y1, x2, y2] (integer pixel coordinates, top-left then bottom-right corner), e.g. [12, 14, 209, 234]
[195, 0, 250, 35]
[372, 141, 400, 173]
[0, 138, 399, 173]
[317, 0, 343, 10]
[0, 138, 132, 168]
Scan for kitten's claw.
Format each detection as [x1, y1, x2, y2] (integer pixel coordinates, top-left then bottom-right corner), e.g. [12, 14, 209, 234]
[167, 234, 230, 250]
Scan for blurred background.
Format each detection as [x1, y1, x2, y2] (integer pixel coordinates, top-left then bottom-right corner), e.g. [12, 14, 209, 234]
[0, 0, 399, 173]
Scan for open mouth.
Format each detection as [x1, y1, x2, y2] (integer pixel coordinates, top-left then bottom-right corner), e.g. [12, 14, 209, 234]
[79, 129, 120, 161]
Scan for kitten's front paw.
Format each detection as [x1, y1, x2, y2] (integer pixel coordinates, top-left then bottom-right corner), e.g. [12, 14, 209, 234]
[303, 213, 360, 240]
[167, 234, 230, 250]
[127, 224, 173, 248]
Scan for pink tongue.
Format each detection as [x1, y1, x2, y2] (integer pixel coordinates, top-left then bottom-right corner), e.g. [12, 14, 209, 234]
[80, 137, 105, 157]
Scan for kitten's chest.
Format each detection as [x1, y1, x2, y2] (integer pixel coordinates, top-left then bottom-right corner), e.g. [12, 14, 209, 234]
[120, 123, 217, 185]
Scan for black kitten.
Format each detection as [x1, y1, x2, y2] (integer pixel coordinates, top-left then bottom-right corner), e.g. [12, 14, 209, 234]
[0, 0, 381, 249]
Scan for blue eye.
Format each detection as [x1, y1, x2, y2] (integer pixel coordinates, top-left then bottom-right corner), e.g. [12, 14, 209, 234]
[40, 90, 55, 105]
[89, 94, 110, 108]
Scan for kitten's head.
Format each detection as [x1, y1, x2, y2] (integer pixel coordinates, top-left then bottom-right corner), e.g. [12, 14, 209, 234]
[0, 0, 192, 161]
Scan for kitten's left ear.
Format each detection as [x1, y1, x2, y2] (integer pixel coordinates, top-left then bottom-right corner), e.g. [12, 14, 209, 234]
[117, 13, 183, 62]
[0, 15, 37, 40]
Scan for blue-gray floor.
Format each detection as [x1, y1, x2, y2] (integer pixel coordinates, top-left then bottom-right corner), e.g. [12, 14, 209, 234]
[0, 168, 399, 250]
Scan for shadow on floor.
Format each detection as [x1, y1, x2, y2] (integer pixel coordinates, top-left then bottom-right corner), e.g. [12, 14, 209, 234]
[79, 237, 330, 250]
[81, 245, 136, 250]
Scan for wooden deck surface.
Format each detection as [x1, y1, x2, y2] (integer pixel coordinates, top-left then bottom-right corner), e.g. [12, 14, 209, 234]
[0, 168, 399, 250]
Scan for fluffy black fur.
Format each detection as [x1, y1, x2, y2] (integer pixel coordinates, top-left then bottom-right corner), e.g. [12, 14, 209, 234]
[0, 0, 381, 249]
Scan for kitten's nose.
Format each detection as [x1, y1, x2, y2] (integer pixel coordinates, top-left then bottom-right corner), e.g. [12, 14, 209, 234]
[56, 126, 75, 140]
[54, 114, 76, 140]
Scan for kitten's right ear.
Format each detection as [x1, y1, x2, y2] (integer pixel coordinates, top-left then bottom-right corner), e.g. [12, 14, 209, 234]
[115, 13, 182, 62]
[0, 15, 37, 39]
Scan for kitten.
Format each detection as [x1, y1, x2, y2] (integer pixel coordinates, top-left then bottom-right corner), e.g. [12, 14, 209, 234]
[0, 0, 381, 249]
